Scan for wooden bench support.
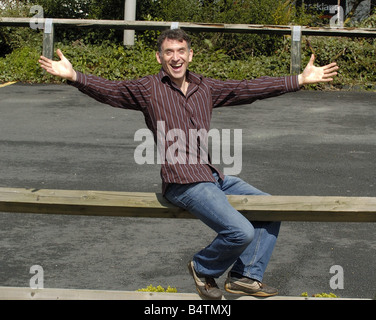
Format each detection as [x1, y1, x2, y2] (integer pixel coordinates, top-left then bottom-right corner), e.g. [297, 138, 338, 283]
[0, 187, 375, 222]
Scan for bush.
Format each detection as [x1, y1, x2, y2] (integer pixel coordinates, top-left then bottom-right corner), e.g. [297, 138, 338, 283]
[58, 39, 160, 80]
[0, 45, 45, 82]
[304, 36, 376, 89]
[153, 0, 318, 58]
[0, 1, 375, 90]
[0, 36, 291, 84]
[0, 34, 374, 91]
[0, 3, 36, 56]
[190, 44, 290, 80]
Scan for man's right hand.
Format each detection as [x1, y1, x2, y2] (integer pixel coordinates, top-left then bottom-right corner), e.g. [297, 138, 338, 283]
[39, 49, 77, 82]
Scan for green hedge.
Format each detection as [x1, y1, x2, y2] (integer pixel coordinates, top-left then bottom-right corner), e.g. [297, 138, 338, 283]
[1, 34, 374, 90]
[0, 2, 375, 90]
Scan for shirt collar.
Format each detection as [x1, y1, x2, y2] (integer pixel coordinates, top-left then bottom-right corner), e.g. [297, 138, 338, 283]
[158, 68, 202, 86]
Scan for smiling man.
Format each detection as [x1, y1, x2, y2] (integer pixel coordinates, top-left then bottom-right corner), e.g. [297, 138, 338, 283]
[39, 28, 338, 300]
[155, 30, 193, 95]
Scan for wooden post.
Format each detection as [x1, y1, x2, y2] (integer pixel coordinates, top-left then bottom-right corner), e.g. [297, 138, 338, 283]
[42, 18, 54, 60]
[290, 25, 302, 75]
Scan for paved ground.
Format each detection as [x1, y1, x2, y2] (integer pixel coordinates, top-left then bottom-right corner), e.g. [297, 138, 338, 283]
[0, 83, 375, 299]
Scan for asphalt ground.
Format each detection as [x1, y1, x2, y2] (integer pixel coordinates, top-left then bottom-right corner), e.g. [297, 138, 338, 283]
[0, 83, 375, 299]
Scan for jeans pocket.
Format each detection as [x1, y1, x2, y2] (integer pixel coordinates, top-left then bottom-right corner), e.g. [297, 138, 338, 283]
[164, 183, 192, 210]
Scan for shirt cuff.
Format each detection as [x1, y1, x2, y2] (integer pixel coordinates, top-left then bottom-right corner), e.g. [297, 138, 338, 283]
[67, 71, 87, 90]
[284, 75, 301, 92]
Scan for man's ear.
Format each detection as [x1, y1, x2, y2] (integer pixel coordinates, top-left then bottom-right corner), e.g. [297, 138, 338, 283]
[156, 51, 162, 64]
[189, 49, 193, 63]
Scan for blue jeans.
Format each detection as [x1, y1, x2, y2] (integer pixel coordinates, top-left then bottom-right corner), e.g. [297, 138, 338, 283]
[164, 172, 280, 282]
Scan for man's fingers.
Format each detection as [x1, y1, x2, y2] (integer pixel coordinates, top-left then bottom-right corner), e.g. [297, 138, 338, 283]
[56, 49, 64, 60]
[38, 55, 54, 69]
[38, 58, 51, 69]
[321, 68, 338, 82]
[38, 55, 55, 75]
[324, 66, 339, 78]
[39, 55, 50, 63]
[309, 54, 315, 65]
[324, 62, 338, 68]
[325, 72, 338, 79]
[38, 49, 64, 67]
[320, 62, 339, 81]
[38, 59, 49, 68]
[323, 62, 339, 71]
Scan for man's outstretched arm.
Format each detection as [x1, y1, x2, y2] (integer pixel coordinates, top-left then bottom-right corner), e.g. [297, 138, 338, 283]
[38, 49, 149, 111]
[39, 49, 77, 82]
[298, 54, 339, 86]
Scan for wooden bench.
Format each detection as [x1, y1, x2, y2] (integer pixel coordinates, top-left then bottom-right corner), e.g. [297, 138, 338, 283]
[1, 187, 374, 300]
[0, 187, 375, 222]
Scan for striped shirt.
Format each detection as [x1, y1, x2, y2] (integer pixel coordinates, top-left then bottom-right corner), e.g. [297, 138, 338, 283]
[70, 69, 300, 193]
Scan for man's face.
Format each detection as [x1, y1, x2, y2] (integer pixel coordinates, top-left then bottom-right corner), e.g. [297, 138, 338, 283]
[156, 38, 193, 85]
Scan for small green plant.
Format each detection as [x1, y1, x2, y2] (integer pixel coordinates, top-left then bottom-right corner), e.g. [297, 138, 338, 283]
[301, 292, 338, 298]
[137, 284, 177, 293]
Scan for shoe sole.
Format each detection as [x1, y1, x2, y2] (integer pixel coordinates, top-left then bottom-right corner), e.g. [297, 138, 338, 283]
[224, 283, 278, 297]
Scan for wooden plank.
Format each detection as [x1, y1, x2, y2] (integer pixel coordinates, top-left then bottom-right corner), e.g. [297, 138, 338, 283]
[0, 187, 375, 222]
[1, 17, 376, 37]
[0, 286, 363, 300]
[0, 286, 200, 300]
[227, 195, 376, 222]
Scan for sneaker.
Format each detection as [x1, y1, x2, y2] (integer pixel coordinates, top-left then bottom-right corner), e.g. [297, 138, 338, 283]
[187, 261, 223, 300]
[224, 272, 278, 297]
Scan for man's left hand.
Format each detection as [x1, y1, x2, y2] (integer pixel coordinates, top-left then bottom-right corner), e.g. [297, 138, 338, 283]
[298, 54, 339, 86]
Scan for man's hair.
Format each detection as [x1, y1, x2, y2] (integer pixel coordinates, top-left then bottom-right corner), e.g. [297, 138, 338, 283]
[157, 29, 192, 53]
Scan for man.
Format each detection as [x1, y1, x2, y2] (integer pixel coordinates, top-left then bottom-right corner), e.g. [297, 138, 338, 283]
[39, 29, 338, 299]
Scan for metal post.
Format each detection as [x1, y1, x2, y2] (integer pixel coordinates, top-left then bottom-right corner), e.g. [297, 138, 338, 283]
[290, 26, 302, 75]
[42, 19, 54, 60]
[124, 0, 137, 46]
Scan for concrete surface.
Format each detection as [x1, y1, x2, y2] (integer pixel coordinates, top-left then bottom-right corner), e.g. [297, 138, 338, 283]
[0, 83, 375, 299]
